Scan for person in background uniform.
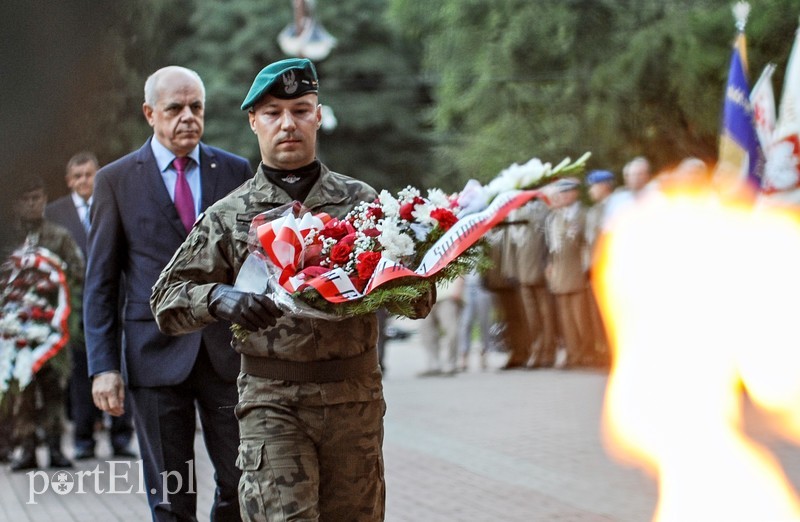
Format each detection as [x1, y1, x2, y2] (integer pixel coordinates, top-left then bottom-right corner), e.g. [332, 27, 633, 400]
[513, 199, 558, 369]
[456, 270, 493, 371]
[85, 66, 252, 521]
[603, 156, 652, 230]
[44, 152, 136, 460]
[418, 278, 463, 376]
[484, 221, 529, 369]
[545, 178, 593, 368]
[583, 170, 616, 368]
[150, 58, 433, 522]
[4, 177, 83, 471]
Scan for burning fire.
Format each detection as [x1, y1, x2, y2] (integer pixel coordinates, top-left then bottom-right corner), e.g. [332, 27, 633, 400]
[593, 182, 800, 521]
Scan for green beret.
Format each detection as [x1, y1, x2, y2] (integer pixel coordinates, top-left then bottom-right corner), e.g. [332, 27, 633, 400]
[241, 58, 319, 110]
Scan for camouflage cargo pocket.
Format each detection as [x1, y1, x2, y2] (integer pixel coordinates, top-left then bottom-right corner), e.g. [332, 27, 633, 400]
[236, 440, 264, 471]
[237, 441, 268, 522]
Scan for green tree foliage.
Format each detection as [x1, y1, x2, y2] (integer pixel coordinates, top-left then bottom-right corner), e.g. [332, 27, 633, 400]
[389, 0, 797, 184]
[169, 0, 433, 192]
[5, 0, 797, 217]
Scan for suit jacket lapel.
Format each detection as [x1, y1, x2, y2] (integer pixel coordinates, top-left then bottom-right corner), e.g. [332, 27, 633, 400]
[199, 143, 218, 212]
[136, 138, 187, 238]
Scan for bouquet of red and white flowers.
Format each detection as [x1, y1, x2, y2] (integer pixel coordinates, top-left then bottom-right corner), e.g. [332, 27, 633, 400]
[234, 153, 590, 320]
[0, 246, 71, 400]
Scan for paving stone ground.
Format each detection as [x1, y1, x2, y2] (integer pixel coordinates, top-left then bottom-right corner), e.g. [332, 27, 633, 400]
[3, 317, 799, 521]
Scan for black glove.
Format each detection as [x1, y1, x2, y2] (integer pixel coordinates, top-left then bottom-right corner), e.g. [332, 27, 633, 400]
[208, 285, 283, 331]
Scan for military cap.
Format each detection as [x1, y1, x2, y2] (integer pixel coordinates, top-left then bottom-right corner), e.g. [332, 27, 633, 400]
[241, 58, 319, 110]
[586, 170, 615, 185]
[552, 177, 581, 192]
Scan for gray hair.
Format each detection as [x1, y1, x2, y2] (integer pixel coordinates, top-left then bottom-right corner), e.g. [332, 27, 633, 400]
[143, 66, 206, 107]
[622, 156, 651, 177]
[66, 151, 99, 172]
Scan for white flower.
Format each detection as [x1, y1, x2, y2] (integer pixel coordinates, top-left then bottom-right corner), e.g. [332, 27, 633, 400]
[426, 188, 451, 209]
[411, 202, 437, 227]
[397, 186, 421, 203]
[0, 315, 22, 336]
[486, 170, 519, 196]
[13, 347, 33, 388]
[26, 324, 50, 344]
[0, 340, 14, 392]
[377, 219, 416, 261]
[518, 157, 550, 187]
[378, 190, 400, 217]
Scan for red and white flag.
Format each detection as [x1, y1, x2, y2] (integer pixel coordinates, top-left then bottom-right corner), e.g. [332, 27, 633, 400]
[750, 63, 776, 152]
[764, 24, 800, 192]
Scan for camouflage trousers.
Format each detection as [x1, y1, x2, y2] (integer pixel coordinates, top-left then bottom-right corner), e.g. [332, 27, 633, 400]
[7, 364, 68, 441]
[236, 398, 386, 522]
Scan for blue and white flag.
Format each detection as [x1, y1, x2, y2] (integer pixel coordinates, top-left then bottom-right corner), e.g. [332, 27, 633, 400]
[717, 2, 764, 189]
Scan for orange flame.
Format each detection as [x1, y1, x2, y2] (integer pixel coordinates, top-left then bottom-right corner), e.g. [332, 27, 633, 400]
[594, 182, 800, 521]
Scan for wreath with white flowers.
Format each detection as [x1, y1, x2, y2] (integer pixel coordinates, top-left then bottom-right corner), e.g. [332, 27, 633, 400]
[0, 246, 71, 400]
[232, 153, 590, 336]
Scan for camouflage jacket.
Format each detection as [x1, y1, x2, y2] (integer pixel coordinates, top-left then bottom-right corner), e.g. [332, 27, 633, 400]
[151, 163, 382, 405]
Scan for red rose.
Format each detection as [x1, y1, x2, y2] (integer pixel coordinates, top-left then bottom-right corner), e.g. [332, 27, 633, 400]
[356, 251, 382, 280]
[329, 242, 353, 265]
[43, 309, 55, 321]
[399, 203, 416, 221]
[431, 208, 458, 231]
[361, 227, 380, 238]
[16, 338, 27, 348]
[319, 219, 354, 240]
[400, 196, 426, 221]
[366, 206, 384, 220]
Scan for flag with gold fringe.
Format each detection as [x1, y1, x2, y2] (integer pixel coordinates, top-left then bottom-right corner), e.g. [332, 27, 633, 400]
[716, 1, 764, 189]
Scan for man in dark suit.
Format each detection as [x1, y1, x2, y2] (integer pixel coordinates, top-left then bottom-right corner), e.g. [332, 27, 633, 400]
[45, 151, 136, 460]
[84, 66, 251, 521]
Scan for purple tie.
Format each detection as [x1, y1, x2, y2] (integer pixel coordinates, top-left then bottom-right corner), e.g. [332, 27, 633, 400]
[172, 157, 195, 232]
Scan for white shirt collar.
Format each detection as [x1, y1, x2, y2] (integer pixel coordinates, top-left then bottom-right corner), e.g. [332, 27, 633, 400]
[150, 137, 201, 172]
[70, 191, 92, 208]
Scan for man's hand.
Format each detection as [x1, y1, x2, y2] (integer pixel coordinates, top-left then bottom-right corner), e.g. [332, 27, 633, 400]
[208, 284, 283, 331]
[92, 372, 126, 417]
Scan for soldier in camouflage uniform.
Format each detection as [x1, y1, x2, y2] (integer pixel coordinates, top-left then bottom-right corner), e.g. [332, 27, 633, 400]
[3, 177, 84, 470]
[151, 58, 432, 521]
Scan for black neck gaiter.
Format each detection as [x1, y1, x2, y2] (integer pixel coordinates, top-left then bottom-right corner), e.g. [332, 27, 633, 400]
[263, 160, 321, 202]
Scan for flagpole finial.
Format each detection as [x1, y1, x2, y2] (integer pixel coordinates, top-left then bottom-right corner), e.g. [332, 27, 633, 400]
[733, 1, 750, 32]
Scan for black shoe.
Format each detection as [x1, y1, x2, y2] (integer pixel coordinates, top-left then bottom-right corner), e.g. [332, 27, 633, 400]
[10, 447, 38, 472]
[112, 447, 137, 458]
[73, 447, 95, 460]
[48, 451, 73, 469]
[47, 437, 73, 469]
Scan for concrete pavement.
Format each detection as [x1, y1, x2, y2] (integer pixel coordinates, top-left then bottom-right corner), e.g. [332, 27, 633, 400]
[5, 317, 800, 521]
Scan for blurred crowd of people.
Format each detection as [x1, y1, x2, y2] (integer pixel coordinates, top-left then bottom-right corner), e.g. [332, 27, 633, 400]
[414, 156, 660, 376]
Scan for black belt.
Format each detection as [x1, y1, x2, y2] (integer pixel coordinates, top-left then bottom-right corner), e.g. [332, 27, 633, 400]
[241, 347, 378, 383]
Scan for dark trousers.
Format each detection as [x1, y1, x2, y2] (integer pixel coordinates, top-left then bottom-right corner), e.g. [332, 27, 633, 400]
[129, 344, 241, 522]
[70, 344, 134, 452]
